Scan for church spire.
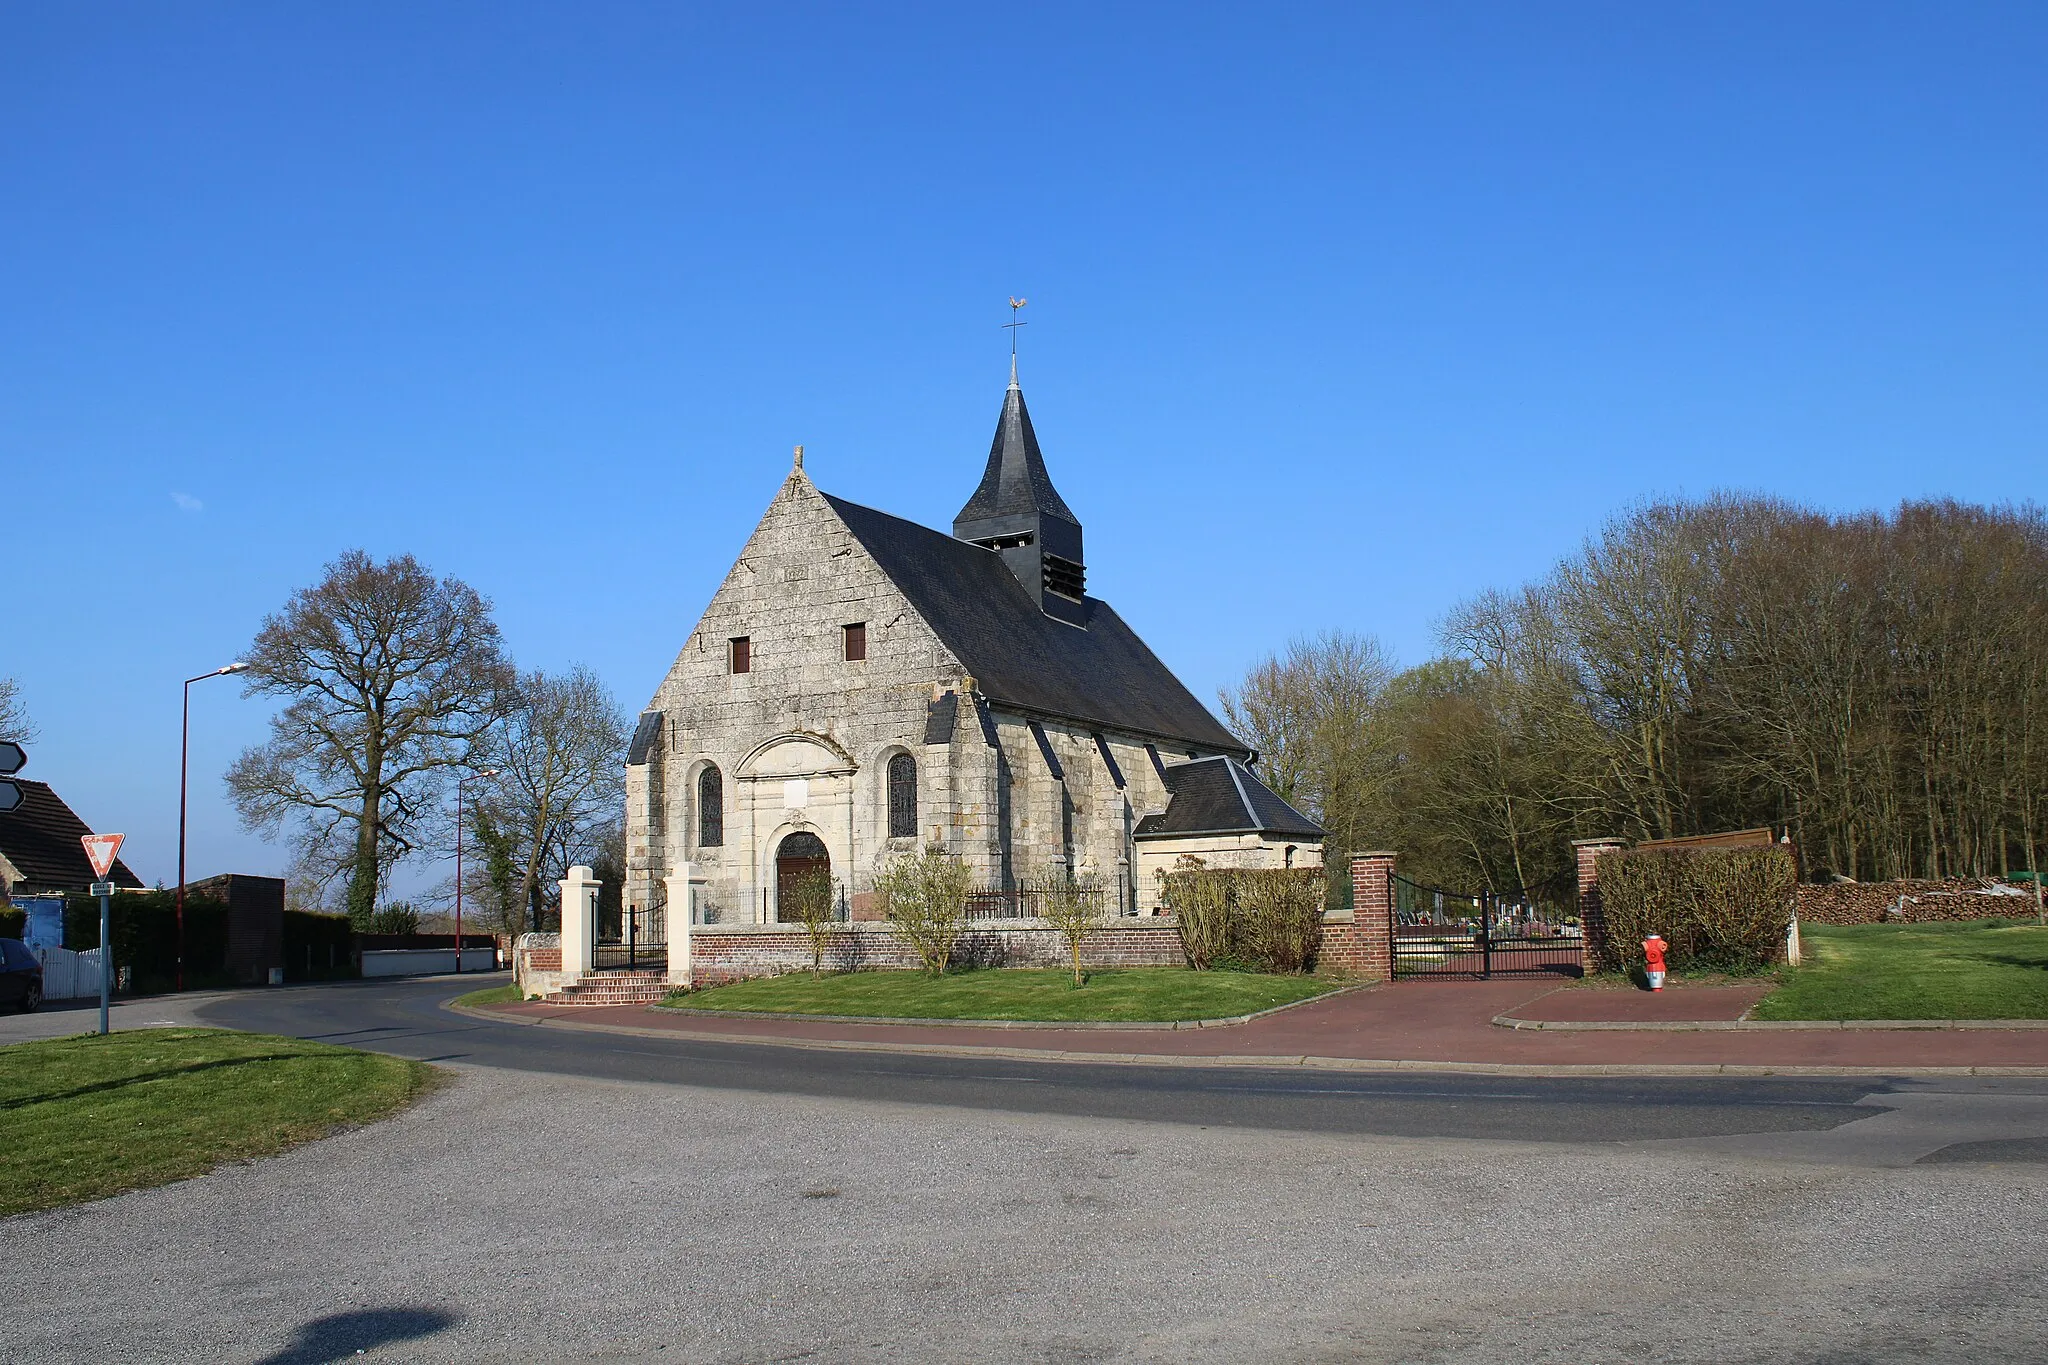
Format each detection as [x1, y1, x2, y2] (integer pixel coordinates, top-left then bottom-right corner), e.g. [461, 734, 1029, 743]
[954, 366, 1088, 627]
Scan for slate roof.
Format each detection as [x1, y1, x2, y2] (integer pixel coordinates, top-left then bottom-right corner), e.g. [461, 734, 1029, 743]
[0, 780, 146, 894]
[821, 492, 1248, 755]
[954, 385, 1080, 529]
[1133, 756, 1324, 840]
[628, 711, 664, 765]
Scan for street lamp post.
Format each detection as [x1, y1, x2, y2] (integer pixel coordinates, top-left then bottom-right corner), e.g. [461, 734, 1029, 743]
[179, 662, 249, 992]
[455, 769, 499, 974]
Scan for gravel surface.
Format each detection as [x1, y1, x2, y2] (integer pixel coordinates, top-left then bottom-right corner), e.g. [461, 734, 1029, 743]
[7, 1059, 2046, 1364]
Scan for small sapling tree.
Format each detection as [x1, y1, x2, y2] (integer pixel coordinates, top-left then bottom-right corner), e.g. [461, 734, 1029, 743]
[875, 844, 971, 976]
[781, 867, 839, 979]
[1041, 871, 1106, 987]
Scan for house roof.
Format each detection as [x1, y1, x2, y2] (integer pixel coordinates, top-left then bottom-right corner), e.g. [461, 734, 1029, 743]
[821, 492, 1248, 755]
[0, 780, 146, 893]
[1134, 755, 1324, 840]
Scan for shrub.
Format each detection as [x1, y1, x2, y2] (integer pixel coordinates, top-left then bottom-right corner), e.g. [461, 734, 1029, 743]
[779, 868, 839, 979]
[283, 910, 355, 980]
[1038, 871, 1106, 985]
[1162, 857, 1233, 969]
[875, 845, 971, 976]
[369, 902, 420, 935]
[1161, 861, 1325, 973]
[0, 907, 23, 939]
[1595, 846, 1796, 974]
[1235, 867, 1326, 974]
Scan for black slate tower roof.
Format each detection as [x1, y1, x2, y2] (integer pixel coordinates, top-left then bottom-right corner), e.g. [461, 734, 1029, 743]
[822, 493, 1247, 756]
[952, 382, 1088, 627]
[1133, 756, 1325, 840]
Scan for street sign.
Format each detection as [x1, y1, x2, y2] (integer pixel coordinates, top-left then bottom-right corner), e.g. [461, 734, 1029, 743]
[0, 740, 24, 814]
[82, 833, 125, 881]
[88, 881, 114, 898]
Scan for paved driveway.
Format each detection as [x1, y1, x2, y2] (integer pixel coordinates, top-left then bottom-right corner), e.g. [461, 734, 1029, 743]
[2, 979, 2045, 1363]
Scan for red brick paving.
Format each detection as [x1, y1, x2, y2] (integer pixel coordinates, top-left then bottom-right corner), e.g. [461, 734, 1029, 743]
[483, 980, 2048, 1071]
[1505, 983, 1774, 1022]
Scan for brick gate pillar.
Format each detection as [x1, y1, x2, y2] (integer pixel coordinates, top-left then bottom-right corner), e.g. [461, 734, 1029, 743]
[1318, 851, 1397, 981]
[1573, 838, 1625, 974]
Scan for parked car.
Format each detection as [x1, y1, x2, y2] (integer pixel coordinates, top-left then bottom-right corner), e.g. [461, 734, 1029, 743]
[0, 938, 43, 1012]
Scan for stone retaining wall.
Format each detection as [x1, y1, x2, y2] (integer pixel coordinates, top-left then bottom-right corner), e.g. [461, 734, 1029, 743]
[512, 932, 565, 999]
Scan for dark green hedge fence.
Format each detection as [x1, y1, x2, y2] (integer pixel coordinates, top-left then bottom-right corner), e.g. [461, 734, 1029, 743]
[284, 910, 356, 980]
[1159, 864, 1326, 973]
[61, 890, 231, 993]
[1593, 846, 1797, 974]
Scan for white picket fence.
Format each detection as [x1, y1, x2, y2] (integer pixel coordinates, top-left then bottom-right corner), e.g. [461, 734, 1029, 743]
[36, 944, 107, 1000]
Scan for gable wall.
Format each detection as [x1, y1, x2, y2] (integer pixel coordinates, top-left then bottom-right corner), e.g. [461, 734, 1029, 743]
[628, 471, 978, 921]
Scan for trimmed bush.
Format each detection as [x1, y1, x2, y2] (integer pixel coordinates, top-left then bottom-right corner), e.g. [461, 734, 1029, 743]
[62, 890, 231, 992]
[1594, 846, 1796, 974]
[1161, 863, 1326, 974]
[284, 910, 356, 980]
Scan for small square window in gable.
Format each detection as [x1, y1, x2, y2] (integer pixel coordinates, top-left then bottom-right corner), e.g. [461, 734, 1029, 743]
[730, 636, 751, 674]
[843, 622, 867, 662]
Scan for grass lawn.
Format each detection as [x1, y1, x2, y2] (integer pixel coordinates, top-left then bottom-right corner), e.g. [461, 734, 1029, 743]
[1752, 920, 2048, 1021]
[0, 1028, 433, 1217]
[453, 983, 524, 1008]
[661, 966, 1340, 1022]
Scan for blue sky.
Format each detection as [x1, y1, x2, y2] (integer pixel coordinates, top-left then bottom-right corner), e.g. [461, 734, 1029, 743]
[3, 3, 2042, 891]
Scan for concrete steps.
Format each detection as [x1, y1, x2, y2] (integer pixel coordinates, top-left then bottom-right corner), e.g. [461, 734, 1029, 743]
[544, 970, 671, 1006]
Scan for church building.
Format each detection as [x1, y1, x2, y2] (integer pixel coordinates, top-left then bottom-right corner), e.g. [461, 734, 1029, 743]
[624, 368, 1322, 928]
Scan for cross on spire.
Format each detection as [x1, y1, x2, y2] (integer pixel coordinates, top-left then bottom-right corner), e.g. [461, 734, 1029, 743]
[1003, 296, 1027, 389]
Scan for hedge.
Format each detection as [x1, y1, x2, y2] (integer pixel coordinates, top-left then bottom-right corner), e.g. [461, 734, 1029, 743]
[1593, 846, 1796, 974]
[1159, 864, 1325, 973]
[62, 890, 231, 993]
[284, 910, 356, 981]
[0, 906, 23, 939]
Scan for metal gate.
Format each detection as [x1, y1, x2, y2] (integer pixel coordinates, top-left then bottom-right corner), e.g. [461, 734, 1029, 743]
[594, 899, 667, 971]
[1391, 873, 1581, 979]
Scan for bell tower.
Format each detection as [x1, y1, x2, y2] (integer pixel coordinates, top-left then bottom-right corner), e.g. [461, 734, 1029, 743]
[952, 373, 1088, 627]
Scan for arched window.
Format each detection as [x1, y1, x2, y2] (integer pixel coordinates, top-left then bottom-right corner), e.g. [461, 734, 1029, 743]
[887, 752, 917, 839]
[697, 765, 724, 848]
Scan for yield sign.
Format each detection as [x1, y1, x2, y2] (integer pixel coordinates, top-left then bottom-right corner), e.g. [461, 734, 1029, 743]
[82, 833, 125, 881]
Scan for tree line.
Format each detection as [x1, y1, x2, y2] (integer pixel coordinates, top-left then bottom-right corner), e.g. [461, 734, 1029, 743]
[226, 550, 628, 937]
[1225, 496, 2048, 896]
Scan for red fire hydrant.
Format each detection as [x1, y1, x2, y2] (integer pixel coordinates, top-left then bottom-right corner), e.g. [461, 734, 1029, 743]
[1643, 933, 1668, 991]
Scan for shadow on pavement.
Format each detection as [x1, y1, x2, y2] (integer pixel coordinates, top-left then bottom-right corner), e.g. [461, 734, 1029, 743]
[252, 1307, 458, 1363]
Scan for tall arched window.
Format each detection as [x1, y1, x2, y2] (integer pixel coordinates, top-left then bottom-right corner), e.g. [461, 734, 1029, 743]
[697, 765, 724, 848]
[887, 752, 917, 839]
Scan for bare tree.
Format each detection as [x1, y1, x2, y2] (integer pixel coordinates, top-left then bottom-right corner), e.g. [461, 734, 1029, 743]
[1039, 871, 1106, 986]
[0, 676, 34, 741]
[227, 551, 514, 926]
[780, 867, 839, 978]
[875, 845, 972, 976]
[478, 666, 629, 933]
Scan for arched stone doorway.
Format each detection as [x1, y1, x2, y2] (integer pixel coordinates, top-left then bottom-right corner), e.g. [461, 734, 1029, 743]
[775, 830, 831, 922]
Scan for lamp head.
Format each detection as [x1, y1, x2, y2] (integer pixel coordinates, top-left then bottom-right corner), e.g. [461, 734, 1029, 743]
[219, 662, 251, 675]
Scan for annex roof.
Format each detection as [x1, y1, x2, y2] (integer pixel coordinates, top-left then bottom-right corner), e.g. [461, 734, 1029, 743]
[820, 492, 1247, 756]
[1133, 755, 1324, 840]
[0, 779, 146, 894]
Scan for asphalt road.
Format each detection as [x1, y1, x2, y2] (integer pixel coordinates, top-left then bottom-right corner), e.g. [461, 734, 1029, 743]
[5, 976, 2046, 1364]
[193, 974, 1944, 1146]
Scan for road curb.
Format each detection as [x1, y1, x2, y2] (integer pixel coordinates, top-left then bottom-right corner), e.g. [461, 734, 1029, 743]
[443, 1000, 2048, 1079]
[1493, 1013, 2048, 1032]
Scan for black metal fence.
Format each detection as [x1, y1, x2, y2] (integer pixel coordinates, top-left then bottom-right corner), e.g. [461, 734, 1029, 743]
[594, 901, 667, 971]
[963, 884, 1117, 921]
[1391, 873, 1581, 979]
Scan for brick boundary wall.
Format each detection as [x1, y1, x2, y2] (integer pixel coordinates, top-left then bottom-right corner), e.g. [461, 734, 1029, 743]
[688, 922, 1186, 985]
[1316, 852, 1395, 981]
[1574, 838, 1626, 973]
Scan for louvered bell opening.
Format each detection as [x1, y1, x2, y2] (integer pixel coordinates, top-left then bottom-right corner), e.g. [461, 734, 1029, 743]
[1044, 554, 1085, 601]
